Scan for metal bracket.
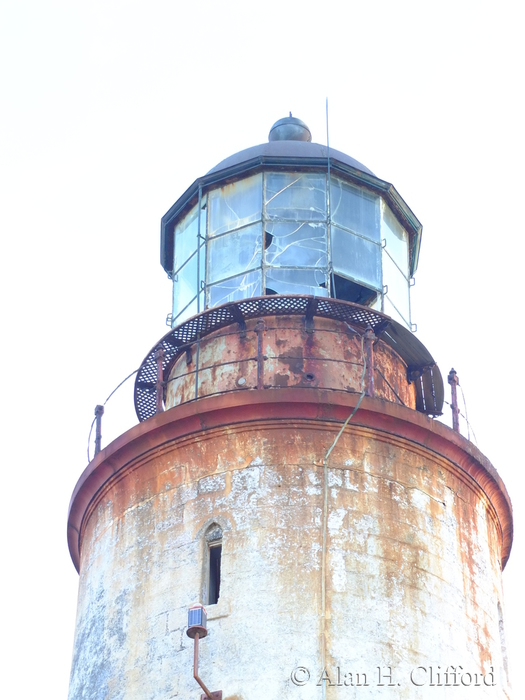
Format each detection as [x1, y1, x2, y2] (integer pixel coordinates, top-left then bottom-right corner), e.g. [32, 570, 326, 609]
[305, 297, 318, 333]
[406, 365, 423, 384]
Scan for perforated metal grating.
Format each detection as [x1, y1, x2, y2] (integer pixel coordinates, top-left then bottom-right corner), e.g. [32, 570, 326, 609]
[134, 295, 443, 422]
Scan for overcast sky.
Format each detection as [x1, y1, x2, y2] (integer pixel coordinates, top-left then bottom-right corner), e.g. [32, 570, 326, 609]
[1, 1, 523, 697]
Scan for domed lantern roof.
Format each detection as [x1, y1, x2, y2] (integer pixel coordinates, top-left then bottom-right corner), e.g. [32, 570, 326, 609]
[160, 116, 422, 332]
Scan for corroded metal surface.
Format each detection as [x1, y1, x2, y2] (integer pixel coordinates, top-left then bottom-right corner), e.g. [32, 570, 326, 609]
[68, 390, 513, 699]
[134, 295, 444, 422]
[164, 316, 417, 410]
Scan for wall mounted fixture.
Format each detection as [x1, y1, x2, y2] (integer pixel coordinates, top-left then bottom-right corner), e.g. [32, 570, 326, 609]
[186, 605, 222, 700]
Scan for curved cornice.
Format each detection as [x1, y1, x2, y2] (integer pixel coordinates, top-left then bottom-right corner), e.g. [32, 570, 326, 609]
[68, 389, 512, 574]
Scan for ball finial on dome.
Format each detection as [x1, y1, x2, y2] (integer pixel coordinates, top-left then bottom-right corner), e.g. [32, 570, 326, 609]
[268, 114, 312, 142]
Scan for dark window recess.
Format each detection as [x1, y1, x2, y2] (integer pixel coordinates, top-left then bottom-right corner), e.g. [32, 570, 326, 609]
[332, 274, 378, 306]
[208, 544, 222, 605]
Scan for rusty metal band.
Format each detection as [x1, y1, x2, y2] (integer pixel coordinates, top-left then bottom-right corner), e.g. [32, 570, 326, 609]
[134, 295, 443, 422]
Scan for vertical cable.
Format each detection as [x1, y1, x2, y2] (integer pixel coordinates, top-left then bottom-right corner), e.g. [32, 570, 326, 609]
[320, 334, 366, 699]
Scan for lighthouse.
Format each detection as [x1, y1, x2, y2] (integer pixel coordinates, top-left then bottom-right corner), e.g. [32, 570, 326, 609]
[67, 116, 512, 699]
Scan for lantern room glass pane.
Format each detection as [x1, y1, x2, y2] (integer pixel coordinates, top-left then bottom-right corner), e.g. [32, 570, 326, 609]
[383, 250, 410, 324]
[174, 204, 204, 273]
[207, 224, 262, 284]
[265, 221, 327, 268]
[384, 296, 409, 328]
[382, 204, 409, 276]
[173, 251, 198, 318]
[179, 297, 198, 323]
[331, 226, 381, 291]
[265, 267, 328, 296]
[266, 173, 326, 221]
[330, 179, 380, 242]
[208, 270, 262, 307]
[209, 174, 262, 237]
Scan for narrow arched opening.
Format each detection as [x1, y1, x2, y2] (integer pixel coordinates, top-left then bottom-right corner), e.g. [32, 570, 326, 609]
[204, 524, 223, 605]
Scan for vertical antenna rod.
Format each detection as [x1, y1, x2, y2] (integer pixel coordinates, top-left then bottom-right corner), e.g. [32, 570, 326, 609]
[326, 97, 336, 300]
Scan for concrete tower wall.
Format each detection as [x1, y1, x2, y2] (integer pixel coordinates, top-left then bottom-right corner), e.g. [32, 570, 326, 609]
[68, 317, 512, 700]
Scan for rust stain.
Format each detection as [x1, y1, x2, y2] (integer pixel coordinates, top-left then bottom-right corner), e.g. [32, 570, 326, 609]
[165, 316, 416, 410]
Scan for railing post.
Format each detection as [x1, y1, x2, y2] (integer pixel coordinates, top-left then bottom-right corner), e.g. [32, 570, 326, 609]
[94, 405, 104, 456]
[254, 320, 266, 391]
[447, 368, 460, 433]
[364, 327, 376, 397]
[155, 346, 165, 414]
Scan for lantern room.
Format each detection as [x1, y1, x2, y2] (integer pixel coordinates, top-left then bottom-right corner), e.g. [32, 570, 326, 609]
[161, 116, 421, 330]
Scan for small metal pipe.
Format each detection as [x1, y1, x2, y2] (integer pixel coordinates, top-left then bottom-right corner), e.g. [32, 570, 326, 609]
[154, 346, 164, 414]
[364, 327, 376, 397]
[94, 405, 104, 456]
[193, 633, 220, 700]
[194, 336, 201, 400]
[448, 368, 460, 433]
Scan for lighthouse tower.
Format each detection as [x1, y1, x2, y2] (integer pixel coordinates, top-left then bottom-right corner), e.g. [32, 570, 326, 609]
[67, 117, 513, 699]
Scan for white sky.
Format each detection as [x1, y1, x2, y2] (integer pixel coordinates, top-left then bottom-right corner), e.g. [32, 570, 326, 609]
[1, 1, 523, 697]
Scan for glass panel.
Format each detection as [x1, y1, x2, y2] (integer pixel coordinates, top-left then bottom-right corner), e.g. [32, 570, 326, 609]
[382, 203, 409, 275]
[175, 297, 198, 325]
[173, 252, 198, 317]
[209, 173, 262, 237]
[265, 268, 328, 296]
[383, 250, 410, 324]
[266, 173, 326, 221]
[330, 179, 380, 242]
[207, 224, 262, 284]
[174, 203, 205, 273]
[331, 226, 381, 291]
[265, 221, 327, 268]
[384, 296, 410, 329]
[208, 270, 262, 307]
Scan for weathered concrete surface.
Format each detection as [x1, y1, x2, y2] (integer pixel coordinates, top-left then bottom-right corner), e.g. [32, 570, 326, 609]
[165, 316, 416, 409]
[68, 391, 512, 699]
